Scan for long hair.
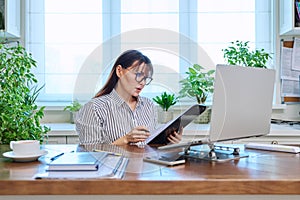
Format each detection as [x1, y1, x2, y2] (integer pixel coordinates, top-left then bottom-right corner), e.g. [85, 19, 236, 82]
[94, 50, 153, 98]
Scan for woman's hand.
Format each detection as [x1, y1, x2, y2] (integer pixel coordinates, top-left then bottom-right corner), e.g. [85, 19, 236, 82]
[167, 126, 183, 144]
[122, 126, 150, 144]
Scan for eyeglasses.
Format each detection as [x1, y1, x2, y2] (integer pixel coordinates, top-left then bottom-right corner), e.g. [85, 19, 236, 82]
[133, 71, 153, 85]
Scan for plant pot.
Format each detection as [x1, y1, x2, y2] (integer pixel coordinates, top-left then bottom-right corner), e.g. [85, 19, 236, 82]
[193, 108, 211, 124]
[70, 112, 79, 124]
[158, 111, 174, 124]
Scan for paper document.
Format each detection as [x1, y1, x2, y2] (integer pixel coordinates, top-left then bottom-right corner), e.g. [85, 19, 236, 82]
[280, 38, 300, 97]
[292, 38, 300, 71]
[280, 47, 293, 79]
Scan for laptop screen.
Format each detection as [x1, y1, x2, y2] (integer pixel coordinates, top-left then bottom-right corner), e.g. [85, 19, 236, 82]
[209, 65, 276, 142]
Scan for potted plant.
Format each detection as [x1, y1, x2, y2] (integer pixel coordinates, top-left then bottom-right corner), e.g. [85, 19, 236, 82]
[222, 40, 272, 68]
[153, 92, 178, 123]
[179, 64, 215, 124]
[63, 100, 82, 123]
[0, 43, 50, 145]
[179, 64, 215, 105]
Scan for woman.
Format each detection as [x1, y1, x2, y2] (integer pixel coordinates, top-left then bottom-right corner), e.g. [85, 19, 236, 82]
[76, 50, 182, 145]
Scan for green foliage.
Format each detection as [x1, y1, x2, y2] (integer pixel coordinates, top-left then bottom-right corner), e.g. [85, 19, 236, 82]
[179, 64, 215, 104]
[222, 40, 272, 68]
[63, 100, 82, 112]
[153, 92, 178, 111]
[0, 44, 50, 144]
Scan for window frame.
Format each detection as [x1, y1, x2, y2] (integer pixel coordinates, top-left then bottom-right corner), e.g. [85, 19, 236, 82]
[22, 0, 277, 105]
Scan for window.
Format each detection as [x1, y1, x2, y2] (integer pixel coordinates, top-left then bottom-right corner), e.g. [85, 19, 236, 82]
[25, 0, 273, 103]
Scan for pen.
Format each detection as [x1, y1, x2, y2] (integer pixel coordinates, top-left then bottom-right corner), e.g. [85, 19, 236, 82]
[112, 156, 124, 174]
[93, 149, 122, 156]
[50, 152, 64, 161]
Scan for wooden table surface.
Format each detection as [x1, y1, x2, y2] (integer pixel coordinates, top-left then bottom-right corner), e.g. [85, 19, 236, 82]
[0, 143, 300, 195]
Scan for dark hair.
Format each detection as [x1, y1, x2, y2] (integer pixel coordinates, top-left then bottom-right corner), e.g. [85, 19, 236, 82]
[94, 50, 153, 98]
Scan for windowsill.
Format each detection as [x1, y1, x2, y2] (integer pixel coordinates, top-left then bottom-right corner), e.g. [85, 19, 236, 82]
[37, 102, 73, 111]
[37, 101, 287, 111]
[44, 122, 300, 137]
[44, 123, 76, 136]
[39, 102, 289, 124]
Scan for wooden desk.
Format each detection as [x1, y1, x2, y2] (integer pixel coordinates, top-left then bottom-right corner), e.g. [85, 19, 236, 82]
[0, 144, 300, 195]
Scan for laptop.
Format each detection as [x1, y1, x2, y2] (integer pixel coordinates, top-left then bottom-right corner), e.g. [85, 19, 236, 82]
[159, 65, 276, 150]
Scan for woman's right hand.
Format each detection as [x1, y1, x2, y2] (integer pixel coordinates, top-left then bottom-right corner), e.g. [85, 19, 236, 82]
[123, 126, 150, 144]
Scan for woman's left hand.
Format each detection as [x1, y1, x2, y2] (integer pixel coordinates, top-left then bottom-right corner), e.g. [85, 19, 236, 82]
[167, 126, 183, 144]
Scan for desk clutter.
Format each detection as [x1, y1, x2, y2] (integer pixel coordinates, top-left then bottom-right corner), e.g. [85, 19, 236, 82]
[34, 151, 128, 179]
[1, 143, 300, 195]
[5, 140, 299, 181]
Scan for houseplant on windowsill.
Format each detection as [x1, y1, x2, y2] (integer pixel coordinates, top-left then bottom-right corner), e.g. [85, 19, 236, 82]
[0, 43, 50, 145]
[222, 40, 272, 68]
[63, 100, 82, 124]
[179, 64, 215, 104]
[153, 92, 178, 123]
[179, 64, 215, 123]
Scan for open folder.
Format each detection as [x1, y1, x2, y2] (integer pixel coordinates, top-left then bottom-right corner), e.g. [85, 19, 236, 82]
[146, 104, 206, 144]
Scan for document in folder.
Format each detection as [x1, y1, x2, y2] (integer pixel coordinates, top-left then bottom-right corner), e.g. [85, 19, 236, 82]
[146, 104, 206, 144]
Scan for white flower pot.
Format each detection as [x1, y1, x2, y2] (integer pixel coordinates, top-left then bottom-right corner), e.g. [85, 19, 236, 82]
[193, 108, 211, 124]
[70, 112, 78, 124]
[158, 111, 174, 124]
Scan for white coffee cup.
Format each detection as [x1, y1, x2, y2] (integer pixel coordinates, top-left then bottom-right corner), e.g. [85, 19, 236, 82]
[10, 140, 40, 156]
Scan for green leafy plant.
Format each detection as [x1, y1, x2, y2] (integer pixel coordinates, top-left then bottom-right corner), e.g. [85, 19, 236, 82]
[179, 64, 215, 104]
[63, 100, 82, 113]
[153, 92, 178, 112]
[0, 43, 50, 144]
[222, 40, 272, 68]
[63, 100, 82, 124]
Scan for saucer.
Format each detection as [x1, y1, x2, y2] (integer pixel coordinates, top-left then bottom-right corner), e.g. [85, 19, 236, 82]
[2, 150, 48, 162]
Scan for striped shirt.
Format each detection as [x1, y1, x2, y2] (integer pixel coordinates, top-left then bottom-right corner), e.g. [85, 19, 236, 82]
[75, 89, 158, 144]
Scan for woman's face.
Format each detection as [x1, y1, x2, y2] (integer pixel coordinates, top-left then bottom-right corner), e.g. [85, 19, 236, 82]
[117, 61, 152, 98]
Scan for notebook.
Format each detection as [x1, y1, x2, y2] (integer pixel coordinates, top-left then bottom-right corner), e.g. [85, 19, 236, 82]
[35, 154, 128, 179]
[146, 104, 206, 144]
[47, 152, 107, 171]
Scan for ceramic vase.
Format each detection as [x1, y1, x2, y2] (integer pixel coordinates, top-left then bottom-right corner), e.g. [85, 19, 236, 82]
[158, 111, 174, 124]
